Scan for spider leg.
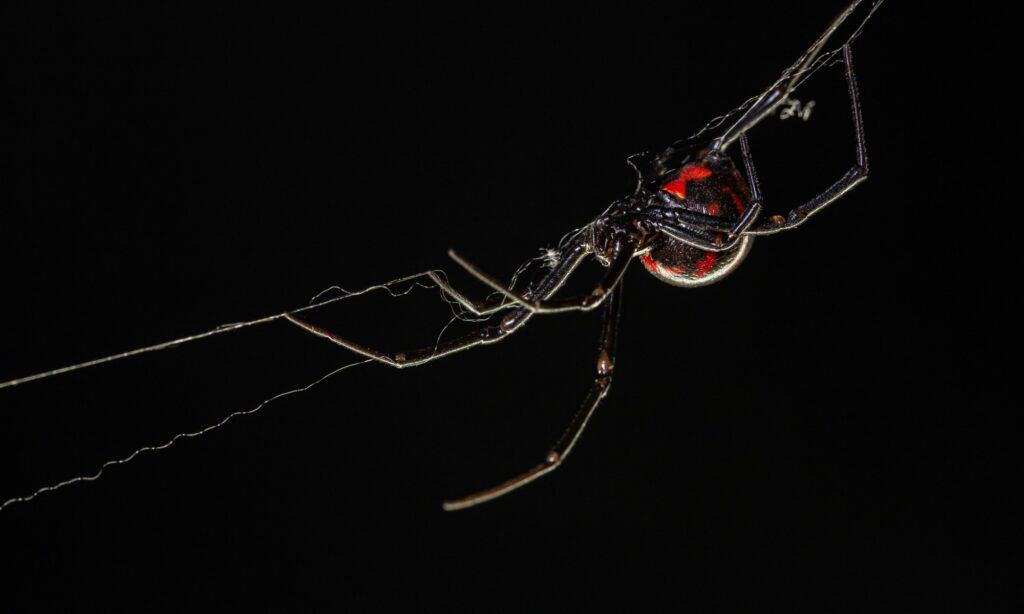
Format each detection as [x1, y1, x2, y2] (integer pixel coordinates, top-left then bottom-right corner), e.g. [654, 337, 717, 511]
[442, 280, 623, 511]
[283, 239, 591, 368]
[448, 239, 633, 314]
[426, 271, 515, 317]
[647, 208, 737, 233]
[711, 1, 865, 152]
[748, 44, 868, 235]
[283, 313, 507, 368]
[651, 134, 764, 252]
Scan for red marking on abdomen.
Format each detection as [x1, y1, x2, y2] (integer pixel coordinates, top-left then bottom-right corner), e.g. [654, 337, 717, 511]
[640, 252, 657, 272]
[707, 202, 721, 216]
[722, 186, 745, 216]
[694, 251, 717, 277]
[661, 164, 712, 200]
[641, 252, 685, 277]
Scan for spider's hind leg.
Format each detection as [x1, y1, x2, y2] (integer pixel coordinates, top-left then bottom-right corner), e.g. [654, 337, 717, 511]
[651, 134, 765, 252]
[749, 44, 868, 235]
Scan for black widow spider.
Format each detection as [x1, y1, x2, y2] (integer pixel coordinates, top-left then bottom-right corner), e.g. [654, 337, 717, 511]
[285, 1, 872, 510]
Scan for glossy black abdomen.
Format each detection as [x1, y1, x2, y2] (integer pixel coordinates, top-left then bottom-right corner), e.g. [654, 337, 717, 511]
[640, 154, 754, 287]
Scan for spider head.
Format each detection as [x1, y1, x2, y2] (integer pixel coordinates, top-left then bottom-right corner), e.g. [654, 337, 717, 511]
[591, 198, 651, 265]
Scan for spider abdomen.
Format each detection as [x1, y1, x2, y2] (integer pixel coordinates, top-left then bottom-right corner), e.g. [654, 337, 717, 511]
[640, 157, 754, 287]
[640, 234, 753, 287]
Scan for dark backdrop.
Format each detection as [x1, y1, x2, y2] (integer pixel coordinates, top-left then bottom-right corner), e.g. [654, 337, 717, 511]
[0, 3, 1013, 610]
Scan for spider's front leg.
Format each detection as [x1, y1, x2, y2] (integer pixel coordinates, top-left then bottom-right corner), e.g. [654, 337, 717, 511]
[283, 238, 590, 369]
[442, 279, 623, 511]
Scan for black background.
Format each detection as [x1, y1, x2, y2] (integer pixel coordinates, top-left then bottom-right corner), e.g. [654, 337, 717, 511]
[0, 2, 1014, 610]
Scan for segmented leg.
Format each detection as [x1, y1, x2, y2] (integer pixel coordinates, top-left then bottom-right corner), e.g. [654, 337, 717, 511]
[448, 238, 634, 315]
[284, 239, 590, 368]
[652, 133, 764, 252]
[442, 280, 623, 511]
[710, 1, 865, 152]
[426, 271, 512, 317]
[748, 44, 868, 234]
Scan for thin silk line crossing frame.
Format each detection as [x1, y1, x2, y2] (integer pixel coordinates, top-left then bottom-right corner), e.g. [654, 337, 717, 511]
[1, 0, 884, 513]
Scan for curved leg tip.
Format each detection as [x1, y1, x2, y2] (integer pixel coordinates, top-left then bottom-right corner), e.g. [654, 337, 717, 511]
[441, 499, 468, 512]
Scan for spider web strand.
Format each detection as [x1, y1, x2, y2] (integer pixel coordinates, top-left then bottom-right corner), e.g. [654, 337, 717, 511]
[0, 358, 373, 513]
[687, 0, 885, 142]
[0, 270, 442, 391]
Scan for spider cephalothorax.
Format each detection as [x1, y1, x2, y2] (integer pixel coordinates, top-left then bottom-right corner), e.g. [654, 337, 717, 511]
[589, 203, 650, 266]
[284, 1, 872, 510]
